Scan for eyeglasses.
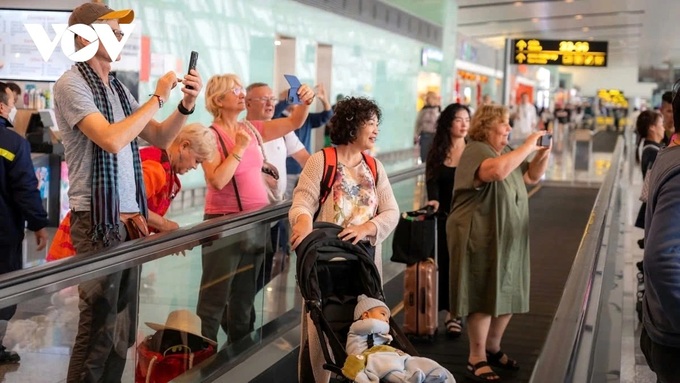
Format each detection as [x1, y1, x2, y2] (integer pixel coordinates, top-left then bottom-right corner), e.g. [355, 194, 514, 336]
[229, 87, 245, 96]
[248, 97, 278, 103]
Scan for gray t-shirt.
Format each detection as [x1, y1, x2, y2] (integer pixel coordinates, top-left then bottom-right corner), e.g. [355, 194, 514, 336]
[54, 66, 141, 213]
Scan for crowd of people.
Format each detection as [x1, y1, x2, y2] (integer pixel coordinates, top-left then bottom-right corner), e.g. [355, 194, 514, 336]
[0, 2, 554, 382]
[5, 2, 678, 383]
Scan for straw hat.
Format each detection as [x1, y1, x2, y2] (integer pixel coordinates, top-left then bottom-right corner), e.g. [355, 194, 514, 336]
[145, 310, 217, 346]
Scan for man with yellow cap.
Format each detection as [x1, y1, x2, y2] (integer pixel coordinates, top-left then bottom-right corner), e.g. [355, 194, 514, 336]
[53, 2, 203, 382]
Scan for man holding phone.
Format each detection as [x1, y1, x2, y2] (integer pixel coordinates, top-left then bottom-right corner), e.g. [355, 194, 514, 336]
[245, 82, 310, 288]
[274, 83, 332, 197]
[53, 3, 203, 382]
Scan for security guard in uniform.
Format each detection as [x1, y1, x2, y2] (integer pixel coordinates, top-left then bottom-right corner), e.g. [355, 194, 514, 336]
[0, 82, 49, 363]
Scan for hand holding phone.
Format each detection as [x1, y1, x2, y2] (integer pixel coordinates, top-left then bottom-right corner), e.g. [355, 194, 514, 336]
[186, 51, 198, 90]
[537, 133, 552, 147]
[284, 74, 302, 104]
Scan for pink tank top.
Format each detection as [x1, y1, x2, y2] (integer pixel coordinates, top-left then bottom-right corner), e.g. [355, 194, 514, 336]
[204, 121, 269, 214]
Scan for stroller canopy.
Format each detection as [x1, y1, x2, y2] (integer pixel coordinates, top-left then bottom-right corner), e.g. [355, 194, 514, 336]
[296, 222, 384, 305]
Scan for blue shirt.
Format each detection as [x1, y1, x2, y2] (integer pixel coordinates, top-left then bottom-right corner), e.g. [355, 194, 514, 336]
[0, 116, 49, 264]
[274, 101, 333, 175]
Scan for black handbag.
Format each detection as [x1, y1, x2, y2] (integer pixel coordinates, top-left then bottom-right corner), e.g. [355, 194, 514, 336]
[390, 207, 437, 265]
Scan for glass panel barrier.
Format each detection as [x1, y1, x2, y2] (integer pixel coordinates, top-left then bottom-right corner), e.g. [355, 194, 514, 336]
[0, 165, 424, 382]
[530, 138, 624, 382]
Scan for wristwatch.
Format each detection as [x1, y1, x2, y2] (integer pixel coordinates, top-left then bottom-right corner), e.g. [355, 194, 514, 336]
[178, 101, 195, 115]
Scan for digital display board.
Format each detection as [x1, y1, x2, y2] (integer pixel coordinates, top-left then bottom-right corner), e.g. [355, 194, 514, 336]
[598, 89, 628, 107]
[511, 39, 608, 67]
[0, 9, 73, 82]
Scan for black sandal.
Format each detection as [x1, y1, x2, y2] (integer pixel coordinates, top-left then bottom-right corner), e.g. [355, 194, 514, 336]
[466, 361, 501, 382]
[445, 317, 462, 338]
[486, 350, 519, 371]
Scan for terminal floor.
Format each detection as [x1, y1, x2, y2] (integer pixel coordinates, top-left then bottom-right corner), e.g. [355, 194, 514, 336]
[390, 185, 598, 382]
[251, 185, 599, 383]
[8, 129, 659, 382]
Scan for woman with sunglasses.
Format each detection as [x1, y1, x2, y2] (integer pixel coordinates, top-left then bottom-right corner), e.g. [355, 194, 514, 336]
[197, 74, 314, 346]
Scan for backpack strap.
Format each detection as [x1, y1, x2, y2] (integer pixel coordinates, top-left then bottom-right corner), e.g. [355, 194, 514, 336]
[314, 148, 379, 220]
[315, 147, 337, 220]
[361, 152, 378, 185]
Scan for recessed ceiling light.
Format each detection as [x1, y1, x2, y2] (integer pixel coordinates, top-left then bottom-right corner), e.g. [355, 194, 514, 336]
[514, 1, 523, 6]
[575, 14, 583, 20]
[274, 40, 282, 46]
[532, 17, 539, 23]
[565, 0, 574, 3]
[582, 27, 590, 32]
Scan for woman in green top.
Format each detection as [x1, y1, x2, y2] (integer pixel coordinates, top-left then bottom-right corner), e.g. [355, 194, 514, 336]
[447, 104, 551, 381]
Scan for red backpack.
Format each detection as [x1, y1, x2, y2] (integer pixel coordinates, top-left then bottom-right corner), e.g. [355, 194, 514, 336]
[316, 147, 378, 219]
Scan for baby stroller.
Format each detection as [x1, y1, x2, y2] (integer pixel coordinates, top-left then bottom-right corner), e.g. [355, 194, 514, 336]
[296, 222, 418, 383]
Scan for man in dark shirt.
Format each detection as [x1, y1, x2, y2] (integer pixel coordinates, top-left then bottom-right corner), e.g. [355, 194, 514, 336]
[660, 91, 674, 145]
[0, 82, 49, 363]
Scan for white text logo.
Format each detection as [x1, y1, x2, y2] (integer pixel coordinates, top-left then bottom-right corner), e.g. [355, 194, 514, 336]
[24, 23, 135, 62]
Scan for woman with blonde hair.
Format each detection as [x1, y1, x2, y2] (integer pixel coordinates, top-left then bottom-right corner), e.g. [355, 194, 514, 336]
[414, 91, 441, 162]
[47, 123, 217, 260]
[197, 74, 314, 345]
[447, 104, 550, 381]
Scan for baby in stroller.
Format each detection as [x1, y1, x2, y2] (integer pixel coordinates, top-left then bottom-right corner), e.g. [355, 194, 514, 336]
[342, 295, 456, 383]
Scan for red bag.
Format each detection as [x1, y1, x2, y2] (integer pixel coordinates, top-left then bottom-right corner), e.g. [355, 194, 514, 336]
[135, 337, 215, 383]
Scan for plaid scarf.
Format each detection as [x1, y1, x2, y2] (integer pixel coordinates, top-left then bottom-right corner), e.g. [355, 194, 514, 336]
[76, 62, 148, 247]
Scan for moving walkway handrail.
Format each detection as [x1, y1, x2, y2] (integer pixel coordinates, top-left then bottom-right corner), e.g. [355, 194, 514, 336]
[530, 138, 624, 382]
[0, 164, 425, 309]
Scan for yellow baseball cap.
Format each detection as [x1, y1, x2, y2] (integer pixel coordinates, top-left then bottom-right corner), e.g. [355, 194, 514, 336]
[69, 2, 134, 26]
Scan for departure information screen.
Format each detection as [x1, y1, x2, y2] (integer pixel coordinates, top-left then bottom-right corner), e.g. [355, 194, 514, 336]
[511, 39, 608, 67]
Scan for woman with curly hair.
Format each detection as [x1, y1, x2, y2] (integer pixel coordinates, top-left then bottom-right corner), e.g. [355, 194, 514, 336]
[290, 96, 399, 383]
[425, 103, 470, 338]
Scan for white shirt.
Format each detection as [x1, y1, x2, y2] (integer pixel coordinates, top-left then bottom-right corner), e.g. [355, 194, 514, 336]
[513, 102, 538, 141]
[263, 132, 305, 197]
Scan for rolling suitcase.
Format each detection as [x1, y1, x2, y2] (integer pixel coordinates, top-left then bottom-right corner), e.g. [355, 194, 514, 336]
[399, 207, 438, 339]
[403, 258, 438, 339]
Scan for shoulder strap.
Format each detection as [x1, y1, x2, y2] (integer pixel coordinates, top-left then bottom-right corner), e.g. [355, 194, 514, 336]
[315, 147, 337, 220]
[361, 152, 379, 185]
[242, 120, 268, 161]
[642, 144, 660, 153]
[208, 125, 243, 212]
[314, 148, 379, 220]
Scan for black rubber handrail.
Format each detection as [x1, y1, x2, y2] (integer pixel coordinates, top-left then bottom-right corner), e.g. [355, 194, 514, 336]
[0, 164, 425, 308]
[529, 138, 624, 382]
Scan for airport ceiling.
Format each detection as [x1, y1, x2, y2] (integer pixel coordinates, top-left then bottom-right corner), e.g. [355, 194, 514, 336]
[385, 0, 679, 70]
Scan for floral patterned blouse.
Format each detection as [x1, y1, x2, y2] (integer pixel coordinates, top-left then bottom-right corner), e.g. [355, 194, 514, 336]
[332, 161, 378, 227]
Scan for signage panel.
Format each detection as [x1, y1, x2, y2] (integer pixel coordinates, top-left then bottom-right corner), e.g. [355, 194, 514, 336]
[511, 39, 608, 67]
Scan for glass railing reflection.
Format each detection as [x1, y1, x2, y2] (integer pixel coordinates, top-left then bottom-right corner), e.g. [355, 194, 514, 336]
[0, 166, 425, 382]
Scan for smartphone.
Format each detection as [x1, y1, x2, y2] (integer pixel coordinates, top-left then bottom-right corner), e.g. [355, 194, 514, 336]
[186, 51, 198, 90]
[283, 74, 302, 104]
[537, 134, 552, 147]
